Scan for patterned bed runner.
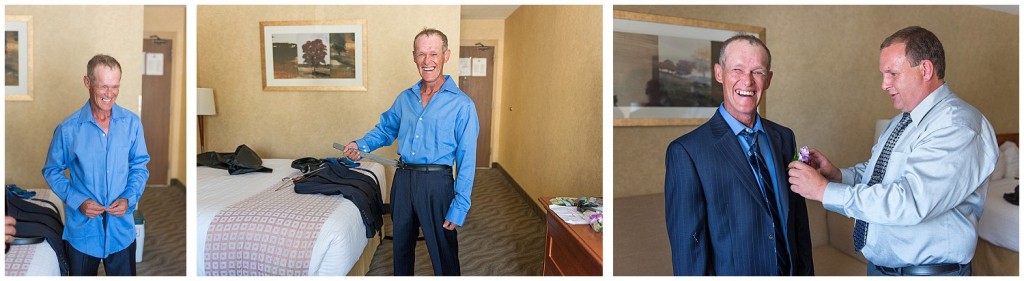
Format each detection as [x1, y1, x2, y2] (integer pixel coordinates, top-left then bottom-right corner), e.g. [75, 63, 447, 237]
[204, 172, 351, 276]
[5, 244, 36, 276]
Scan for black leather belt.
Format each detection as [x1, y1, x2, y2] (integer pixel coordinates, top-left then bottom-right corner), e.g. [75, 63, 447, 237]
[397, 162, 451, 172]
[875, 263, 966, 276]
[9, 236, 45, 245]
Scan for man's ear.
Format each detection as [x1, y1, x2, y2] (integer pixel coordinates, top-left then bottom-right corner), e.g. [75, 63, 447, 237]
[83, 75, 91, 90]
[919, 59, 935, 81]
[442, 48, 451, 64]
[714, 64, 723, 83]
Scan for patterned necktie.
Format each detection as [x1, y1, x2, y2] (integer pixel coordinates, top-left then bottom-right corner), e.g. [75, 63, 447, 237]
[741, 130, 790, 275]
[853, 113, 913, 252]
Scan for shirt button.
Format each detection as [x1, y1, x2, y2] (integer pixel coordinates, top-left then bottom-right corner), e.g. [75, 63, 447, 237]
[419, 117, 423, 121]
[415, 135, 419, 138]
[769, 234, 775, 240]
[412, 152, 416, 155]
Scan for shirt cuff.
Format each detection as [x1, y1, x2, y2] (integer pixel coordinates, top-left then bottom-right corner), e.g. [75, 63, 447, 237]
[822, 182, 851, 217]
[840, 168, 857, 185]
[353, 139, 370, 152]
[445, 208, 467, 226]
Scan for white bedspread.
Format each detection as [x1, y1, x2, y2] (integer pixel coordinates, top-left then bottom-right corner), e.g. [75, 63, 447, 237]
[196, 159, 386, 275]
[978, 178, 1019, 252]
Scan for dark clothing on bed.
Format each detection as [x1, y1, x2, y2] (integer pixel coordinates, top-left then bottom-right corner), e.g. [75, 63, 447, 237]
[196, 144, 273, 175]
[293, 161, 384, 238]
[391, 167, 460, 276]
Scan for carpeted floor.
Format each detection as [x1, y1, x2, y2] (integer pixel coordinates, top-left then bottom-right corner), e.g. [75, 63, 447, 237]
[366, 168, 545, 276]
[97, 182, 186, 276]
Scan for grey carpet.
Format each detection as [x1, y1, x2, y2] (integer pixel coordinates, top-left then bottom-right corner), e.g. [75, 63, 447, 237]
[366, 168, 545, 276]
[97, 183, 186, 276]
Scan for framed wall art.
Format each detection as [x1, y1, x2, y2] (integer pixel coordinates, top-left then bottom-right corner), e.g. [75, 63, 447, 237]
[613, 10, 765, 126]
[260, 19, 366, 91]
[6, 15, 33, 101]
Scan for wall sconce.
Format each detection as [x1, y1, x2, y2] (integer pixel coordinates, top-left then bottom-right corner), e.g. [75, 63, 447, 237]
[197, 88, 217, 152]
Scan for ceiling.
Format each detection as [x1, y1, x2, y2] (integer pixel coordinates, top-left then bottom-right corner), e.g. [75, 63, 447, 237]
[461, 5, 520, 20]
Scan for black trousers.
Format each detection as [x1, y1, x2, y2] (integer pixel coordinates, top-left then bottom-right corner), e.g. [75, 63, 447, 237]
[391, 168, 460, 276]
[67, 240, 136, 276]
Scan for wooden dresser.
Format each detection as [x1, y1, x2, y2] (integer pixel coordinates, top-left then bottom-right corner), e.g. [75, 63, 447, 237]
[539, 197, 603, 276]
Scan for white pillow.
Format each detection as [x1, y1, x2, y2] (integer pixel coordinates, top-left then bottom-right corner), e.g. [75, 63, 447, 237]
[990, 148, 1007, 181]
[1000, 142, 1019, 179]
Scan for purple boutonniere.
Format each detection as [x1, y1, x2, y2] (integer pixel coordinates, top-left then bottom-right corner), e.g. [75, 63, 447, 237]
[793, 146, 810, 163]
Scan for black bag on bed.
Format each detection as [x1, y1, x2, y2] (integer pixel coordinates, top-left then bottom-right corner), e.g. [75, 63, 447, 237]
[197, 144, 273, 175]
[5, 188, 70, 275]
[293, 161, 384, 238]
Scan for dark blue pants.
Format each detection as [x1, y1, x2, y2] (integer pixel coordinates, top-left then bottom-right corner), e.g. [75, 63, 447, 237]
[67, 240, 136, 276]
[391, 168, 460, 276]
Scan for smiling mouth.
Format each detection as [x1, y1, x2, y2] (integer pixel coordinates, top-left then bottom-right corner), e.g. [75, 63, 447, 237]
[736, 90, 755, 97]
[422, 66, 436, 71]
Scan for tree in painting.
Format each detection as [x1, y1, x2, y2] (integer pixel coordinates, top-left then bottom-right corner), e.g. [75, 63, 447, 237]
[301, 38, 328, 77]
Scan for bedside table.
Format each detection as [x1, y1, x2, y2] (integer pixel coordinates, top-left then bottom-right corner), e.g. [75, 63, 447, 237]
[538, 197, 603, 276]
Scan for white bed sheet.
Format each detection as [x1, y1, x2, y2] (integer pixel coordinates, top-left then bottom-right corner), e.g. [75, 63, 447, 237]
[4, 189, 64, 276]
[977, 178, 1019, 252]
[196, 159, 386, 276]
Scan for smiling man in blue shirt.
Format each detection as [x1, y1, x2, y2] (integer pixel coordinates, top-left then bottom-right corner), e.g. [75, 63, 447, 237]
[343, 28, 479, 276]
[42, 54, 150, 276]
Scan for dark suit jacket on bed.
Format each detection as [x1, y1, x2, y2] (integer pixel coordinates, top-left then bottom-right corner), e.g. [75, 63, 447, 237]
[664, 110, 814, 276]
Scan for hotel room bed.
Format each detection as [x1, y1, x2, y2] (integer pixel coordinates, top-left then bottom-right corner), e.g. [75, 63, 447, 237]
[973, 133, 1019, 276]
[4, 189, 63, 276]
[197, 159, 387, 276]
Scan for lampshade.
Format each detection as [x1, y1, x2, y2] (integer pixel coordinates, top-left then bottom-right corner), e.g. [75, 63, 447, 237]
[197, 88, 217, 116]
[874, 119, 890, 140]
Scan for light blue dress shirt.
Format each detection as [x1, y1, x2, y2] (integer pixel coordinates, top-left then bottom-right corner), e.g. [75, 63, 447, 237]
[354, 75, 480, 226]
[718, 105, 792, 262]
[42, 101, 150, 258]
[822, 83, 998, 267]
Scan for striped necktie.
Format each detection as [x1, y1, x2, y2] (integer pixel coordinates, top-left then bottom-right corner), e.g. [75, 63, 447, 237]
[853, 112, 913, 252]
[741, 129, 790, 275]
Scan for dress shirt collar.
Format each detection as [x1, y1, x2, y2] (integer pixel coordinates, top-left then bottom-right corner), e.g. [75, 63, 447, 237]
[74, 100, 129, 125]
[906, 82, 952, 129]
[410, 75, 461, 98]
[718, 103, 764, 136]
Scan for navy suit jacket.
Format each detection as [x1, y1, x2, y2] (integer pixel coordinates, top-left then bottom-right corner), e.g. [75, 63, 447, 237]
[665, 110, 814, 276]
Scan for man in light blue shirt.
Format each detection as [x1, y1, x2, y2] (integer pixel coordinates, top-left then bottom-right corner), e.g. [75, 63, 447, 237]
[343, 28, 479, 276]
[42, 54, 150, 276]
[788, 26, 998, 276]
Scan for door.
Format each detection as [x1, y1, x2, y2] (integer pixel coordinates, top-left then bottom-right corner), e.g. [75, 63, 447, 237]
[459, 45, 494, 168]
[142, 38, 171, 186]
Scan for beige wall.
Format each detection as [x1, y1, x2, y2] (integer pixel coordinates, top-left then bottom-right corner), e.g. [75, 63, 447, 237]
[614, 5, 1018, 249]
[461, 18, 506, 164]
[198, 6, 461, 194]
[501, 6, 603, 209]
[5, 6, 145, 190]
[144, 5, 187, 184]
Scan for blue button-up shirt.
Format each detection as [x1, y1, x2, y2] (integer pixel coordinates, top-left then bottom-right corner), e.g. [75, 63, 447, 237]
[354, 75, 480, 226]
[822, 83, 998, 267]
[42, 101, 150, 258]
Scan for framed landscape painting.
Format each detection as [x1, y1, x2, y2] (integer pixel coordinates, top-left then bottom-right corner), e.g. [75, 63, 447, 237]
[613, 11, 765, 126]
[6, 15, 32, 101]
[260, 19, 366, 91]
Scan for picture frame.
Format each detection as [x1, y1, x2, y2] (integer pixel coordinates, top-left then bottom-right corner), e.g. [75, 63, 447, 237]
[6, 15, 33, 101]
[613, 10, 765, 126]
[260, 19, 367, 91]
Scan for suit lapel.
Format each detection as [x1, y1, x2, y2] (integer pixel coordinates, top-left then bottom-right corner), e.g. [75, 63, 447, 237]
[709, 111, 770, 213]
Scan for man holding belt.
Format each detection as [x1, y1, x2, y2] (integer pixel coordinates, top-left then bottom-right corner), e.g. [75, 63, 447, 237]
[343, 28, 479, 276]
